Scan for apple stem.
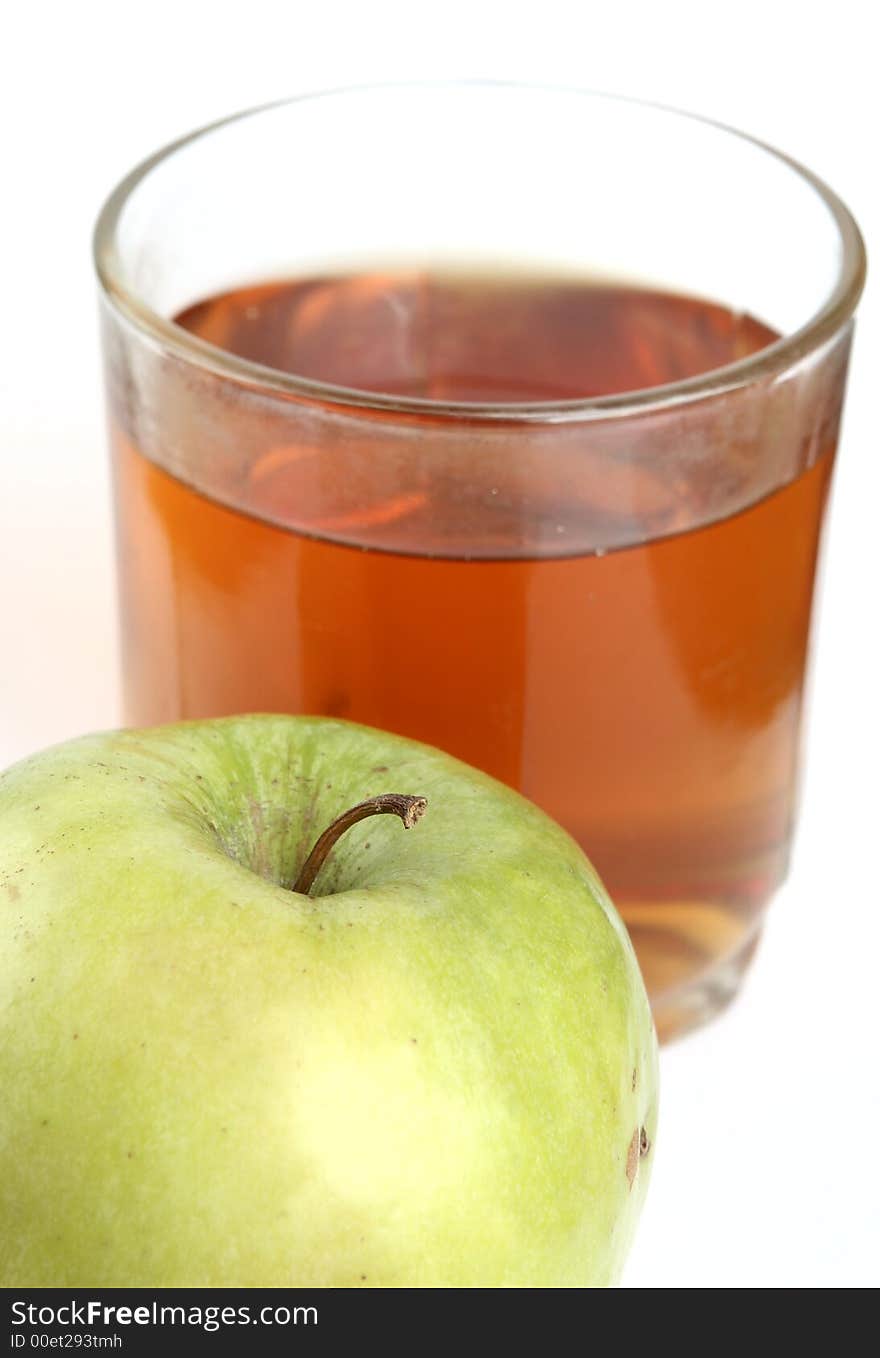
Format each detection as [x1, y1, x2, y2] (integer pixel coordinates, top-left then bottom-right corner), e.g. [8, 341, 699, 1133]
[292, 793, 428, 895]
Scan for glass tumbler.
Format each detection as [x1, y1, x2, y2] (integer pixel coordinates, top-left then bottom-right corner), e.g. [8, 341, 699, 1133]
[94, 85, 865, 1040]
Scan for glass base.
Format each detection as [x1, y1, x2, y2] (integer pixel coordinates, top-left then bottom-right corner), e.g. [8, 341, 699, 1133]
[651, 929, 762, 1044]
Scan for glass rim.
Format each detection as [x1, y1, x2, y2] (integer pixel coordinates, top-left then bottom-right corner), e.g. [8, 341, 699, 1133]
[93, 80, 867, 424]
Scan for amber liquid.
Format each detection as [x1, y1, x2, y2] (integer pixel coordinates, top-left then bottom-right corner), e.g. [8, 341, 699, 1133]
[112, 273, 834, 1039]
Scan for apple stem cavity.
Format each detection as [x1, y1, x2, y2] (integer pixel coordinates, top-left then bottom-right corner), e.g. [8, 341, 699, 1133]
[292, 794, 428, 896]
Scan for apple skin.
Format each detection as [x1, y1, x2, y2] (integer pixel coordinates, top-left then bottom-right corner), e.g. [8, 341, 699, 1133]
[0, 715, 657, 1287]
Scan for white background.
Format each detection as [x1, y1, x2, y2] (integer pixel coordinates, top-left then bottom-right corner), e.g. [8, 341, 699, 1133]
[2, 0, 878, 1288]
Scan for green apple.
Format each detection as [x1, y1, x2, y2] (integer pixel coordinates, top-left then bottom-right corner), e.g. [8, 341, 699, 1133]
[0, 715, 656, 1287]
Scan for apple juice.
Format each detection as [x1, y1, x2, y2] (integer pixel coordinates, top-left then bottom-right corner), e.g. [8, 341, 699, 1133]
[109, 272, 837, 1039]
